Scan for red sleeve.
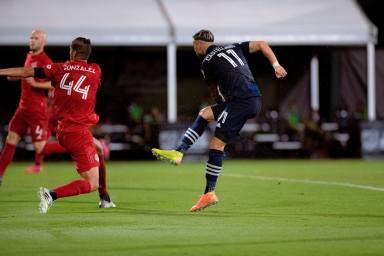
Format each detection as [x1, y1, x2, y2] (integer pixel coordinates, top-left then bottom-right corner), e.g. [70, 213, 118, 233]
[42, 63, 61, 81]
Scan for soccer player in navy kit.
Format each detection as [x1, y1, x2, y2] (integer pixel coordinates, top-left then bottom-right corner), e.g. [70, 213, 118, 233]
[153, 29, 287, 212]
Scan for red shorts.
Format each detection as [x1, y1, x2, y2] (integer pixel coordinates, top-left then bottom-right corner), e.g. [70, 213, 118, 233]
[57, 129, 99, 173]
[8, 109, 48, 142]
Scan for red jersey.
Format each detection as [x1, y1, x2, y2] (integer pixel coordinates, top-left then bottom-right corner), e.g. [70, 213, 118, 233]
[41, 60, 101, 132]
[19, 51, 52, 112]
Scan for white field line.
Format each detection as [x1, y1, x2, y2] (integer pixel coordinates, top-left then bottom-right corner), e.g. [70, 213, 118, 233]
[225, 174, 384, 192]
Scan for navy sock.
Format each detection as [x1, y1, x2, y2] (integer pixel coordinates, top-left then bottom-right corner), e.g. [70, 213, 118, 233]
[50, 191, 57, 201]
[176, 115, 208, 153]
[204, 149, 224, 193]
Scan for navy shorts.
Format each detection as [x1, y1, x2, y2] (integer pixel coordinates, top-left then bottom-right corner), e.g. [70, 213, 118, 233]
[211, 97, 261, 143]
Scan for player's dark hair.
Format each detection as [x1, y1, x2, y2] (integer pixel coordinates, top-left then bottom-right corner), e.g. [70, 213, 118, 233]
[193, 29, 214, 42]
[71, 37, 92, 60]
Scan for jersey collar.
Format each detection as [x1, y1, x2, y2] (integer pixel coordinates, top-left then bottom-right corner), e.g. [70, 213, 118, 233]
[205, 45, 216, 56]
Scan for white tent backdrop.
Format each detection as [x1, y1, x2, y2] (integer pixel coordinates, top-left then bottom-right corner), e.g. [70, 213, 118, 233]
[0, 0, 170, 46]
[162, 0, 376, 46]
[0, 0, 378, 121]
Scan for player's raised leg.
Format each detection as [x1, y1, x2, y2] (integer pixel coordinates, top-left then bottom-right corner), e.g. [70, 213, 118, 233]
[152, 106, 214, 165]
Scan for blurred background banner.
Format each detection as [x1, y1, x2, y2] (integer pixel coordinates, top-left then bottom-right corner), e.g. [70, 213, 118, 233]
[0, 0, 383, 160]
[361, 121, 384, 159]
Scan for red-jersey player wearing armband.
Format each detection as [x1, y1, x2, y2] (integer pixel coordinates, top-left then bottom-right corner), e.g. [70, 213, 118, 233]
[0, 29, 52, 183]
[0, 37, 112, 213]
[28, 73, 115, 209]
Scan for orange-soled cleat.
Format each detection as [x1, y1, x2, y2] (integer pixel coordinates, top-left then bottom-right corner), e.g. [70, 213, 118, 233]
[190, 192, 219, 212]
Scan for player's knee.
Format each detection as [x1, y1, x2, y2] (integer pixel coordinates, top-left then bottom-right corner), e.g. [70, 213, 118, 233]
[6, 132, 20, 145]
[199, 107, 214, 121]
[88, 178, 99, 191]
[209, 136, 226, 151]
[80, 167, 99, 191]
[34, 141, 46, 154]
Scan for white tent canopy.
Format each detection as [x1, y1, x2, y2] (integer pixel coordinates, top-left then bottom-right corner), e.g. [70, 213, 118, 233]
[0, 0, 378, 121]
[163, 0, 377, 46]
[0, 0, 376, 46]
[0, 0, 170, 46]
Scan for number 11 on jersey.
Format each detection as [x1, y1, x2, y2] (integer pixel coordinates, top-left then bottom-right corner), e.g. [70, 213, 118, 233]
[218, 49, 245, 68]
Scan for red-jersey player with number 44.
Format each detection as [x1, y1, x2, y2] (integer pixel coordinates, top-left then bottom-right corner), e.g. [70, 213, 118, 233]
[0, 37, 111, 213]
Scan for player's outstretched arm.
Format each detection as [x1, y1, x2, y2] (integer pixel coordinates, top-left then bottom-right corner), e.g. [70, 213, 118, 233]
[248, 41, 287, 79]
[0, 67, 34, 78]
[7, 76, 21, 82]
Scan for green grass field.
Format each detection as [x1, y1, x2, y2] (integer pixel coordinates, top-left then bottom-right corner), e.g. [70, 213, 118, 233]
[0, 160, 383, 256]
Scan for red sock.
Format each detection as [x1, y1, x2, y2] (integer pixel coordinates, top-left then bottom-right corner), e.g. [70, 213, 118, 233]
[0, 143, 16, 176]
[98, 155, 108, 197]
[53, 179, 92, 199]
[42, 141, 66, 155]
[34, 152, 45, 166]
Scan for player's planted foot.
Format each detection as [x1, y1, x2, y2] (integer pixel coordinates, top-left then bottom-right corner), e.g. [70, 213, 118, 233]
[0, 176, 3, 187]
[38, 187, 53, 213]
[99, 194, 116, 208]
[99, 199, 116, 208]
[25, 165, 42, 174]
[190, 192, 219, 212]
[151, 148, 183, 165]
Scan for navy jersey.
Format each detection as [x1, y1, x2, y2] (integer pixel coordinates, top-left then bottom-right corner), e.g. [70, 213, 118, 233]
[201, 42, 261, 101]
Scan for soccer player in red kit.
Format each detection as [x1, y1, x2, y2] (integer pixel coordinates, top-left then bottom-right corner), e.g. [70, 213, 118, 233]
[0, 29, 53, 183]
[0, 37, 110, 213]
[27, 82, 115, 208]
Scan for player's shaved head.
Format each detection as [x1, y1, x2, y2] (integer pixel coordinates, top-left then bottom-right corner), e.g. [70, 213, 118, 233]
[32, 29, 47, 41]
[70, 37, 92, 60]
[30, 29, 47, 54]
[193, 29, 214, 56]
[193, 29, 214, 42]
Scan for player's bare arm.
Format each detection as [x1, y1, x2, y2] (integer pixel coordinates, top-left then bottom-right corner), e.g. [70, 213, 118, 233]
[7, 76, 22, 81]
[248, 41, 287, 79]
[6, 75, 52, 89]
[0, 67, 35, 78]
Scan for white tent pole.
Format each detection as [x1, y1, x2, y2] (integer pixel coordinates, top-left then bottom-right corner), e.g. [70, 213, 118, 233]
[310, 55, 319, 113]
[367, 42, 376, 121]
[167, 42, 177, 123]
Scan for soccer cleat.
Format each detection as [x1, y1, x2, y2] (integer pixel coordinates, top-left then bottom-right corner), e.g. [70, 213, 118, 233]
[0, 176, 3, 187]
[99, 199, 116, 208]
[190, 192, 219, 212]
[38, 187, 53, 213]
[151, 148, 183, 165]
[25, 165, 42, 174]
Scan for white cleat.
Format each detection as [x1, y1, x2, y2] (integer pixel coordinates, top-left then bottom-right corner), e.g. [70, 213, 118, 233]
[99, 199, 116, 208]
[38, 187, 53, 214]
